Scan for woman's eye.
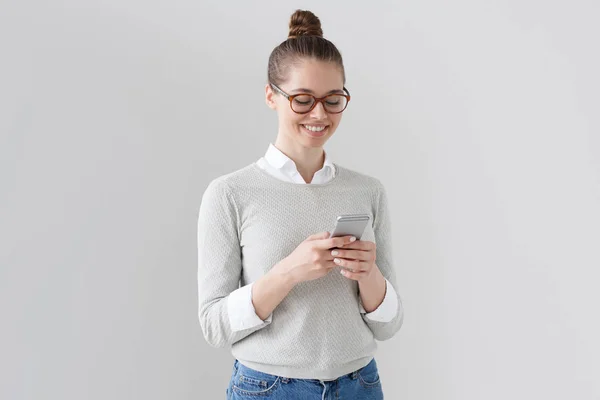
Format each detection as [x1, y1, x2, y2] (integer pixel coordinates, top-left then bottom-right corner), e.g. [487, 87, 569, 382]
[294, 99, 312, 105]
[326, 100, 341, 105]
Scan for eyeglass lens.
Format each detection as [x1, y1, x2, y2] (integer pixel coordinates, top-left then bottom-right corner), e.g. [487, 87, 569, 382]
[292, 94, 347, 113]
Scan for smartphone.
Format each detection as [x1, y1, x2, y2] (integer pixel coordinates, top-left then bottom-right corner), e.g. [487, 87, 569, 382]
[329, 213, 371, 240]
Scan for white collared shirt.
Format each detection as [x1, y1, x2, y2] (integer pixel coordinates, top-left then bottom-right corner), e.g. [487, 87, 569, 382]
[226, 143, 399, 332]
[256, 142, 336, 184]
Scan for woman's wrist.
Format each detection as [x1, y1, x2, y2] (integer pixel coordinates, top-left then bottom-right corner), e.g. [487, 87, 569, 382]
[251, 260, 298, 320]
[272, 257, 300, 288]
[358, 267, 386, 313]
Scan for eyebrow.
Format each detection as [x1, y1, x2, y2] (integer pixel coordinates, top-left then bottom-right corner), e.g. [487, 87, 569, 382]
[290, 88, 345, 95]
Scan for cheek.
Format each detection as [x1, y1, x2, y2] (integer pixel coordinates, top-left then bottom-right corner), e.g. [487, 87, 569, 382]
[284, 113, 303, 127]
[328, 116, 342, 131]
[275, 101, 300, 125]
[277, 111, 293, 125]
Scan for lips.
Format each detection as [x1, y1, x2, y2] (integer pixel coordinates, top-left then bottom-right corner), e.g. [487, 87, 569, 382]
[301, 124, 329, 137]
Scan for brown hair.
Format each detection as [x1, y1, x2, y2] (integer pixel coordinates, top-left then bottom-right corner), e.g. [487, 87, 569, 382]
[267, 9, 346, 87]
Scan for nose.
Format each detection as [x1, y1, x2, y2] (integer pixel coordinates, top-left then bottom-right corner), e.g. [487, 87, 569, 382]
[309, 101, 327, 119]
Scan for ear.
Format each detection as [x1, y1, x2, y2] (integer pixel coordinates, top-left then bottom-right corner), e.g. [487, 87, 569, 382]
[265, 83, 277, 110]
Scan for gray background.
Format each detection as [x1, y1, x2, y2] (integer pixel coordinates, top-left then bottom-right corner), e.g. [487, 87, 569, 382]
[2, 1, 599, 399]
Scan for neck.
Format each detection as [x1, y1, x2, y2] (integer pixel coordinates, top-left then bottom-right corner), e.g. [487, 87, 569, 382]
[273, 136, 326, 184]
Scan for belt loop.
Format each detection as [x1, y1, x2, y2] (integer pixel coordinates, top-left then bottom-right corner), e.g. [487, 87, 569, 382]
[351, 370, 358, 380]
[281, 377, 290, 384]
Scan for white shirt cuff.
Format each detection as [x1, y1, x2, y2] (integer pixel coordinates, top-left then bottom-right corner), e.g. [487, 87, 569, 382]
[227, 282, 272, 332]
[359, 278, 399, 323]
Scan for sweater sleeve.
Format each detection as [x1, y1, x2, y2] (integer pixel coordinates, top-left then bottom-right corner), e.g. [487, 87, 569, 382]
[227, 282, 273, 332]
[359, 278, 399, 322]
[361, 180, 404, 340]
[197, 178, 271, 348]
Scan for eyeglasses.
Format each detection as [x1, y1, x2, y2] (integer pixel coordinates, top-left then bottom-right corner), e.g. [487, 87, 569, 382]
[270, 83, 351, 114]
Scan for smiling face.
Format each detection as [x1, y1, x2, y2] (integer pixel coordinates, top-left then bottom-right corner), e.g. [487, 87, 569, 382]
[266, 59, 345, 149]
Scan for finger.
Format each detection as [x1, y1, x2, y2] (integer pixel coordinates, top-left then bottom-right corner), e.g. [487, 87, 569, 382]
[320, 260, 338, 271]
[326, 261, 339, 270]
[318, 251, 335, 262]
[307, 231, 331, 241]
[330, 249, 370, 261]
[333, 258, 368, 271]
[339, 240, 374, 250]
[317, 235, 356, 250]
[340, 268, 368, 280]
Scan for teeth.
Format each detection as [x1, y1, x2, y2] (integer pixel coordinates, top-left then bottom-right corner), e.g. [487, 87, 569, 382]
[303, 125, 326, 132]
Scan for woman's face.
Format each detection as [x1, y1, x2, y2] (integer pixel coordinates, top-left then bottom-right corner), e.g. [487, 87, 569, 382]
[266, 59, 345, 148]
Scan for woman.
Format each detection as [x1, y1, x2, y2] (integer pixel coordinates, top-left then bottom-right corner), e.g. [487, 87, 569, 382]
[197, 9, 404, 399]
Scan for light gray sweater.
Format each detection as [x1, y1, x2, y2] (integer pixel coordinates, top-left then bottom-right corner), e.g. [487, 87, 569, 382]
[197, 161, 404, 380]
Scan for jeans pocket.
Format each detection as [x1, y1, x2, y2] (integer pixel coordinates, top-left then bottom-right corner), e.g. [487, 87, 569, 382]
[231, 362, 281, 397]
[357, 358, 381, 388]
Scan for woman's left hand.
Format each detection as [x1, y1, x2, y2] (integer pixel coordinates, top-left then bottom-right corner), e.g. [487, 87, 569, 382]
[331, 240, 379, 282]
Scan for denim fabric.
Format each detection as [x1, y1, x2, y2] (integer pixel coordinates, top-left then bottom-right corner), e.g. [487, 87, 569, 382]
[226, 358, 384, 399]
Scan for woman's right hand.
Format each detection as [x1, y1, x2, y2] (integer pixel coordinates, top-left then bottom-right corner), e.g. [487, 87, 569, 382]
[276, 231, 357, 284]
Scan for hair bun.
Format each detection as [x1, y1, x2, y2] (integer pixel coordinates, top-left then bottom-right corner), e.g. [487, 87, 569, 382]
[288, 9, 323, 39]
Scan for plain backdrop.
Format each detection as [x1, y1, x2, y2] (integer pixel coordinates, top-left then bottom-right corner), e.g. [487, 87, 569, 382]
[1, 1, 599, 399]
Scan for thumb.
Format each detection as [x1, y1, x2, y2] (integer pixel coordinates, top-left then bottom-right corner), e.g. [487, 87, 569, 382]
[306, 231, 331, 241]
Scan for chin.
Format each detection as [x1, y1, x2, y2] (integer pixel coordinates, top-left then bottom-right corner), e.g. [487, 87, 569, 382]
[304, 140, 327, 148]
[299, 133, 331, 148]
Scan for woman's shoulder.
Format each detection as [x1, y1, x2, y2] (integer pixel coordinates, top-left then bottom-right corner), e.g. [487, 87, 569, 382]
[334, 163, 385, 190]
[199, 163, 259, 210]
[205, 162, 258, 188]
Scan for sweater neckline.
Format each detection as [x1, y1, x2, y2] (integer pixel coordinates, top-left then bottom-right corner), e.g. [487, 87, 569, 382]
[250, 161, 343, 187]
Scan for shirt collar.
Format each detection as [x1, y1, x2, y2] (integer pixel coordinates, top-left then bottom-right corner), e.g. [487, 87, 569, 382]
[265, 143, 294, 169]
[264, 143, 335, 176]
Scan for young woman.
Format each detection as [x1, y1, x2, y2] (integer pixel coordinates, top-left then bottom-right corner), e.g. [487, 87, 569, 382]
[197, 9, 404, 399]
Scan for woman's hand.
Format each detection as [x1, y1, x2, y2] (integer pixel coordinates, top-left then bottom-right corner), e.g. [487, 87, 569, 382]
[334, 239, 387, 313]
[332, 239, 379, 282]
[275, 232, 357, 284]
[253, 232, 357, 320]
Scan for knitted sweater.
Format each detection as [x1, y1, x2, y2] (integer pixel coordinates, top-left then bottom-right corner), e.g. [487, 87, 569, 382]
[197, 161, 404, 380]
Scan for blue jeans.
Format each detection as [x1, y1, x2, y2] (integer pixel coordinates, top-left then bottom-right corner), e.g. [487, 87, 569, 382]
[226, 358, 384, 399]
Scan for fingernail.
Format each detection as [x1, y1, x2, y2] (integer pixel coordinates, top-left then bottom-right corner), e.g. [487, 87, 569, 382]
[340, 269, 346, 275]
[334, 258, 341, 264]
[349, 236, 356, 242]
[331, 250, 339, 256]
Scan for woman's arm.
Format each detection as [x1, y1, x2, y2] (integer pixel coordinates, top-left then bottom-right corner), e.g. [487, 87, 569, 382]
[361, 181, 404, 340]
[197, 179, 275, 348]
[251, 262, 297, 320]
[252, 231, 358, 320]
[358, 268, 387, 313]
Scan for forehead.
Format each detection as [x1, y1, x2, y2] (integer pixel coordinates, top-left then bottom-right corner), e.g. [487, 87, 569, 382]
[284, 59, 344, 94]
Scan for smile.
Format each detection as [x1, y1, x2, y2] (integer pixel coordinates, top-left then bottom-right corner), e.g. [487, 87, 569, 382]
[301, 124, 329, 137]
